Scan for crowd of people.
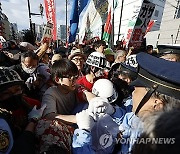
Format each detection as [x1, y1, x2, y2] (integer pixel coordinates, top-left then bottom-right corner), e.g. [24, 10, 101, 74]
[0, 39, 180, 154]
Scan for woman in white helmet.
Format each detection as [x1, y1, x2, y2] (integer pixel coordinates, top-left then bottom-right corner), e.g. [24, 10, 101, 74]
[76, 52, 108, 102]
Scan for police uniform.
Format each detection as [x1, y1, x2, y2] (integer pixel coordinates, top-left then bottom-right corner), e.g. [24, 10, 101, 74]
[157, 44, 180, 56]
[132, 52, 180, 114]
[0, 109, 14, 154]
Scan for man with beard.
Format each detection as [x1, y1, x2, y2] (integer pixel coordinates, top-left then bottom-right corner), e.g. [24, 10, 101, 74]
[0, 67, 46, 153]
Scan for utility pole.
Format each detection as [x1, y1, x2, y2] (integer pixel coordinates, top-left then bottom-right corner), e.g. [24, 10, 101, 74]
[27, 0, 44, 44]
[118, 0, 124, 41]
[66, 0, 68, 45]
[27, 0, 33, 36]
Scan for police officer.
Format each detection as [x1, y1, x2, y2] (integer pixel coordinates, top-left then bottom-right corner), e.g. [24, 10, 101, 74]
[157, 44, 180, 62]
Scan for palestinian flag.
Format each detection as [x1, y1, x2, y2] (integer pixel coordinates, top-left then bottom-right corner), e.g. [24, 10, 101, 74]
[102, 8, 112, 43]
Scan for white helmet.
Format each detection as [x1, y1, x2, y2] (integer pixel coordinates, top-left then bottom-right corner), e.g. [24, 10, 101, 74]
[86, 52, 107, 69]
[92, 79, 118, 103]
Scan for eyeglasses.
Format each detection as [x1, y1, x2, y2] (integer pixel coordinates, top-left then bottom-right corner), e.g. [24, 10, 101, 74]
[22, 62, 37, 69]
[71, 58, 84, 63]
[61, 75, 79, 81]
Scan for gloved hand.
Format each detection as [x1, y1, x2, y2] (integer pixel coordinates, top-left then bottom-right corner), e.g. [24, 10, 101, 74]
[76, 110, 95, 132]
[88, 97, 115, 117]
[28, 104, 47, 121]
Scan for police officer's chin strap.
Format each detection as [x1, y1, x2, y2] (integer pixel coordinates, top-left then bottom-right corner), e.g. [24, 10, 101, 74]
[135, 84, 158, 115]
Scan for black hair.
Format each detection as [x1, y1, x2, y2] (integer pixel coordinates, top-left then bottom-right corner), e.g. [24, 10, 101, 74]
[146, 45, 153, 50]
[108, 63, 121, 80]
[84, 63, 101, 75]
[111, 77, 132, 107]
[21, 51, 39, 62]
[108, 63, 137, 82]
[93, 40, 106, 49]
[83, 45, 95, 57]
[51, 59, 78, 81]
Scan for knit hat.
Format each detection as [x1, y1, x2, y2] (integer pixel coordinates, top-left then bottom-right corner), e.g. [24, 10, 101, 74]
[0, 67, 23, 91]
[104, 48, 115, 56]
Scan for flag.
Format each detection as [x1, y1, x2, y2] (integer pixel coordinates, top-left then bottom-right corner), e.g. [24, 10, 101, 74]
[102, 8, 112, 43]
[44, 0, 57, 41]
[145, 20, 156, 35]
[69, 0, 90, 43]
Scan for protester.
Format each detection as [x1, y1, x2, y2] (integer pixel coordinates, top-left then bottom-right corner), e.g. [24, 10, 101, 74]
[68, 47, 86, 77]
[113, 49, 127, 64]
[0, 40, 22, 67]
[104, 48, 115, 65]
[51, 53, 62, 65]
[10, 51, 40, 98]
[19, 42, 37, 52]
[41, 59, 79, 121]
[36, 53, 51, 99]
[108, 63, 137, 85]
[0, 67, 46, 154]
[93, 40, 106, 54]
[76, 51, 107, 92]
[146, 45, 153, 54]
[35, 59, 81, 153]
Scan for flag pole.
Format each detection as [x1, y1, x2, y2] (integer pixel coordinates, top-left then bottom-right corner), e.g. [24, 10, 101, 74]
[118, 0, 124, 41]
[66, 0, 68, 45]
[111, 0, 114, 48]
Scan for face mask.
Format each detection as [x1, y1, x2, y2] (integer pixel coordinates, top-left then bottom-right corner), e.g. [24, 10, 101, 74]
[22, 64, 36, 74]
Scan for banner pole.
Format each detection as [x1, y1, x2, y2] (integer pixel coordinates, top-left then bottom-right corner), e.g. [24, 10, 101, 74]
[118, 0, 124, 41]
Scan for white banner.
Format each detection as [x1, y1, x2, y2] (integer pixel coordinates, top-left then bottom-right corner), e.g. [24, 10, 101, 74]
[124, 0, 155, 48]
[41, 22, 53, 43]
[78, 0, 111, 44]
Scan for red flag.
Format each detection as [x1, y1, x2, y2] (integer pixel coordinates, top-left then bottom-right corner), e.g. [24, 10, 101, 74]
[102, 8, 112, 43]
[44, 0, 57, 40]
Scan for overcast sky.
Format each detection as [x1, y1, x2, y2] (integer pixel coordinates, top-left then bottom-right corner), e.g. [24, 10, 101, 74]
[1, 0, 72, 31]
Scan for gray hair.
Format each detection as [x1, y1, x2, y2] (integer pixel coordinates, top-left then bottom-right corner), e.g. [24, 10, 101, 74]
[151, 91, 180, 111]
[21, 51, 39, 62]
[114, 50, 127, 59]
[133, 109, 180, 154]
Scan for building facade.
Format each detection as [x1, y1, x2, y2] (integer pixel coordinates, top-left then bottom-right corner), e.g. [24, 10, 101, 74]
[35, 24, 44, 41]
[155, 0, 180, 45]
[10, 23, 18, 40]
[58, 25, 66, 42]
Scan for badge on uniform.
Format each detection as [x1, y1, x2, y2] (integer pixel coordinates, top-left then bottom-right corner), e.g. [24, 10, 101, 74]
[0, 129, 10, 153]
